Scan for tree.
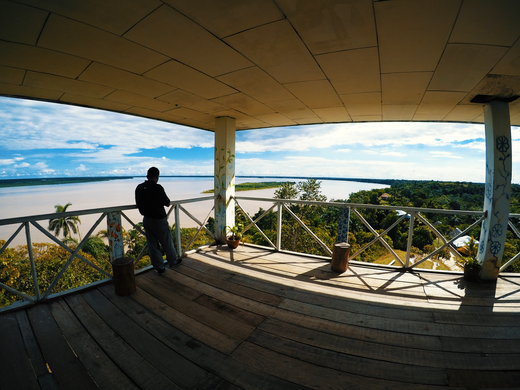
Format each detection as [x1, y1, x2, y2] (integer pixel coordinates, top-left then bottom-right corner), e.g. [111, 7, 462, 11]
[48, 203, 81, 239]
[274, 182, 299, 199]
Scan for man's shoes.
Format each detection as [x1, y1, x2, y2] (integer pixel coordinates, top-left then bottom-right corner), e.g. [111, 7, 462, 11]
[167, 259, 183, 269]
[156, 268, 165, 276]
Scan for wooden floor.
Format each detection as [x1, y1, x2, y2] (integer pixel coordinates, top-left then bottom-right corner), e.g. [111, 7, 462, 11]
[2, 245, 520, 390]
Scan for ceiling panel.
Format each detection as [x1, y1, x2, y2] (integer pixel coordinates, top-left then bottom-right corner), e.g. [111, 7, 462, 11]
[375, 0, 460, 73]
[124, 107, 185, 122]
[443, 105, 483, 122]
[382, 105, 417, 121]
[78, 63, 175, 98]
[158, 90, 228, 114]
[312, 107, 352, 123]
[59, 93, 131, 112]
[0, 82, 63, 101]
[163, 0, 283, 38]
[225, 20, 325, 84]
[254, 113, 296, 126]
[382, 72, 433, 105]
[416, 91, 467, 116]
[16, 0, 162, 36]
[0, 41, 90, 78]
[38, 14, 168, 75]
[316, 47, 380, 94]
[284, 80, 343, 109]
[275, 0, 377, 55]
[0, 65, 25, 84]
[145, 61, 236, 100]
[24, 71, 114, 98]
[217, 67, 294, 103]
[449, 0, 520, 46]
[124, 5, 252, 77]
[491, 40, 520, 77]
[340, 92, 381, 116]
[104, 90, 175, 112]
[211, 93, 275, 116]
[2, 1, 520, 129]
[0, 1, 47, 45]
[429, 44, 509, 92]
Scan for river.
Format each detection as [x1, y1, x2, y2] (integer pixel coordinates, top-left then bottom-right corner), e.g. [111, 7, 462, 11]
[0, 177, 388, 245]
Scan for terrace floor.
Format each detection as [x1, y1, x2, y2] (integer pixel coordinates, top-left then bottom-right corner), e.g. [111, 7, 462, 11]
[2, 245, 520, 389]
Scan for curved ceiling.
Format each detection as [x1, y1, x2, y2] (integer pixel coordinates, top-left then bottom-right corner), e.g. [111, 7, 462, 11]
[1, 0, 520, 131]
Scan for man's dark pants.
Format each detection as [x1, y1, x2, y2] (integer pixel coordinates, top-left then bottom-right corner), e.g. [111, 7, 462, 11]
[143, 216, 177, 271]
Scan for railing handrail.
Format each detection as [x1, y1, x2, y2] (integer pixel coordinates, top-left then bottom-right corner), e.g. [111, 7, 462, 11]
[0, 196, 214, 226]
[234, 195, 486, 216]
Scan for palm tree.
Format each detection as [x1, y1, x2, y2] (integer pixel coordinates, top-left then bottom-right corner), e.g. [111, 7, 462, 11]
[48, 203, 81, 239]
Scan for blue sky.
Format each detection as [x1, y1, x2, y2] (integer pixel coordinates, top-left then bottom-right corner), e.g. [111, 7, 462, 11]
[1, 96, 518, 183]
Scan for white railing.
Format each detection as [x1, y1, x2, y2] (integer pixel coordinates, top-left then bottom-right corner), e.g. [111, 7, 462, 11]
[233, 195, 496, 270]
[2, 195, 520, 312]
[0, 196, 214, 311]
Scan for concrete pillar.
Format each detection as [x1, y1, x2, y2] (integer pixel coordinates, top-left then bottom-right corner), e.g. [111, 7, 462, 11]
[214, 116, 236, 243]
[478, 100, 512, 280]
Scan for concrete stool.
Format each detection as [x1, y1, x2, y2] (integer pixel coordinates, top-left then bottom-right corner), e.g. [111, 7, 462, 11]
[112, 257, 136, 296]
[331, 243, 351, 273]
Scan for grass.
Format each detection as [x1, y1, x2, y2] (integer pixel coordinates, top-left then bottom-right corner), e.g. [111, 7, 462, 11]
[372, 249, 452, 270]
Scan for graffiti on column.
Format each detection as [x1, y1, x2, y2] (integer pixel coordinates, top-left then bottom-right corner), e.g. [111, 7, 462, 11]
[107, 212, 123, 261]
[214, 146, 235, 234]
[483, 135, 511, 271]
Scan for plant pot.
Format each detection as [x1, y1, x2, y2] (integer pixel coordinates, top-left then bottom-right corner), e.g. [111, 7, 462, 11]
[226, 237, 240, 249]
[464, 266, 481, 281]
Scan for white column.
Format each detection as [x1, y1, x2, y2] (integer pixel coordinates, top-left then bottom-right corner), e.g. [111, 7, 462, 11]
[478, 100, 512, 280]
[214, 116, 236, 243]
[107, 211, 124, 262]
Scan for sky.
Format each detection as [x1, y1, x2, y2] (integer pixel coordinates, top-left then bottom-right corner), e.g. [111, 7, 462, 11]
[1, 95, 519, 183]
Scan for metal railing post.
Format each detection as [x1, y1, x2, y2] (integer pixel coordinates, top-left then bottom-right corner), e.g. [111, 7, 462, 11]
[405, 212, 416, 268]
[24, 222, 40, 301]
[277, 202, 282, 251]
[175, 204, 181, 257]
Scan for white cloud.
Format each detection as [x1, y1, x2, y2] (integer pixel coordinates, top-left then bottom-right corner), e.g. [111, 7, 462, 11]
[429, 151, 463, 159]
[15, 162, 30, 168]
[337, 148, 351, 153]
[76, 164, 87, 171]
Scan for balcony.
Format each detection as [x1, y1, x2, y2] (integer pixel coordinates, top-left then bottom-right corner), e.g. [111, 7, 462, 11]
[1, 197, 520, 388]
[2, 243, 520, 389]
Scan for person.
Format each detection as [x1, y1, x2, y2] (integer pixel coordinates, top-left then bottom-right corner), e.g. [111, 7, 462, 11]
[135, 167, 181, 275]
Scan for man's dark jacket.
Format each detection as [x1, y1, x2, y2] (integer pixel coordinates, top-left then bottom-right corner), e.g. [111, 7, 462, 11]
[135, 180, 170, 219]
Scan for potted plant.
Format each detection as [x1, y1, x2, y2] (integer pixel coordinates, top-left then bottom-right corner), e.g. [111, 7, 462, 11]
[225, 222, 243, 249]
[462, 256, 481, 281]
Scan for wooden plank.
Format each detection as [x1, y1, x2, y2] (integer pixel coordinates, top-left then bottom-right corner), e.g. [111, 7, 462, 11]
[141, 270, 203, 301]
[26, 304, 99, 390]
[81, 289, 206, 389]
[136, 273, 256, 341]
[0, 313, 40, 390]
[15, 310, 60, 389]
[271, 307, 444, 351]
[231, 341, 447, 390]
[278, 298, 520, 339]
[49, 299, 139, 390]
[194, 294, 266, 327]
[257, 317, 446, 369]
[447, 368, 520, 388]
[247, 327, 448, 385]
[127, 285, 241, 355]
[98, 285, 308, 390]
[440, 336, 520, 353]
[65, 293, 179, 390]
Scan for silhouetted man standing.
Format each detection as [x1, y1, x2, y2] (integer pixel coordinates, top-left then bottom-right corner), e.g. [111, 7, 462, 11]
[135, 167, 181, 274]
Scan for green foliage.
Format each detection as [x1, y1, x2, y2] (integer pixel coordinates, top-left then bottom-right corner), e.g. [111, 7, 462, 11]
[204, 181, 291, 193]
[226, 222, 243, 240]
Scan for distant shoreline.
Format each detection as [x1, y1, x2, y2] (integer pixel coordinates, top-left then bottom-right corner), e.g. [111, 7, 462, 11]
[0, 175, 484, 189]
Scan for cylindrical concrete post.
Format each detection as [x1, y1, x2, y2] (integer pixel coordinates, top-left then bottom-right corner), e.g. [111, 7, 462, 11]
[331, 243, 351, 273]
[112, 257, 136, 296]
